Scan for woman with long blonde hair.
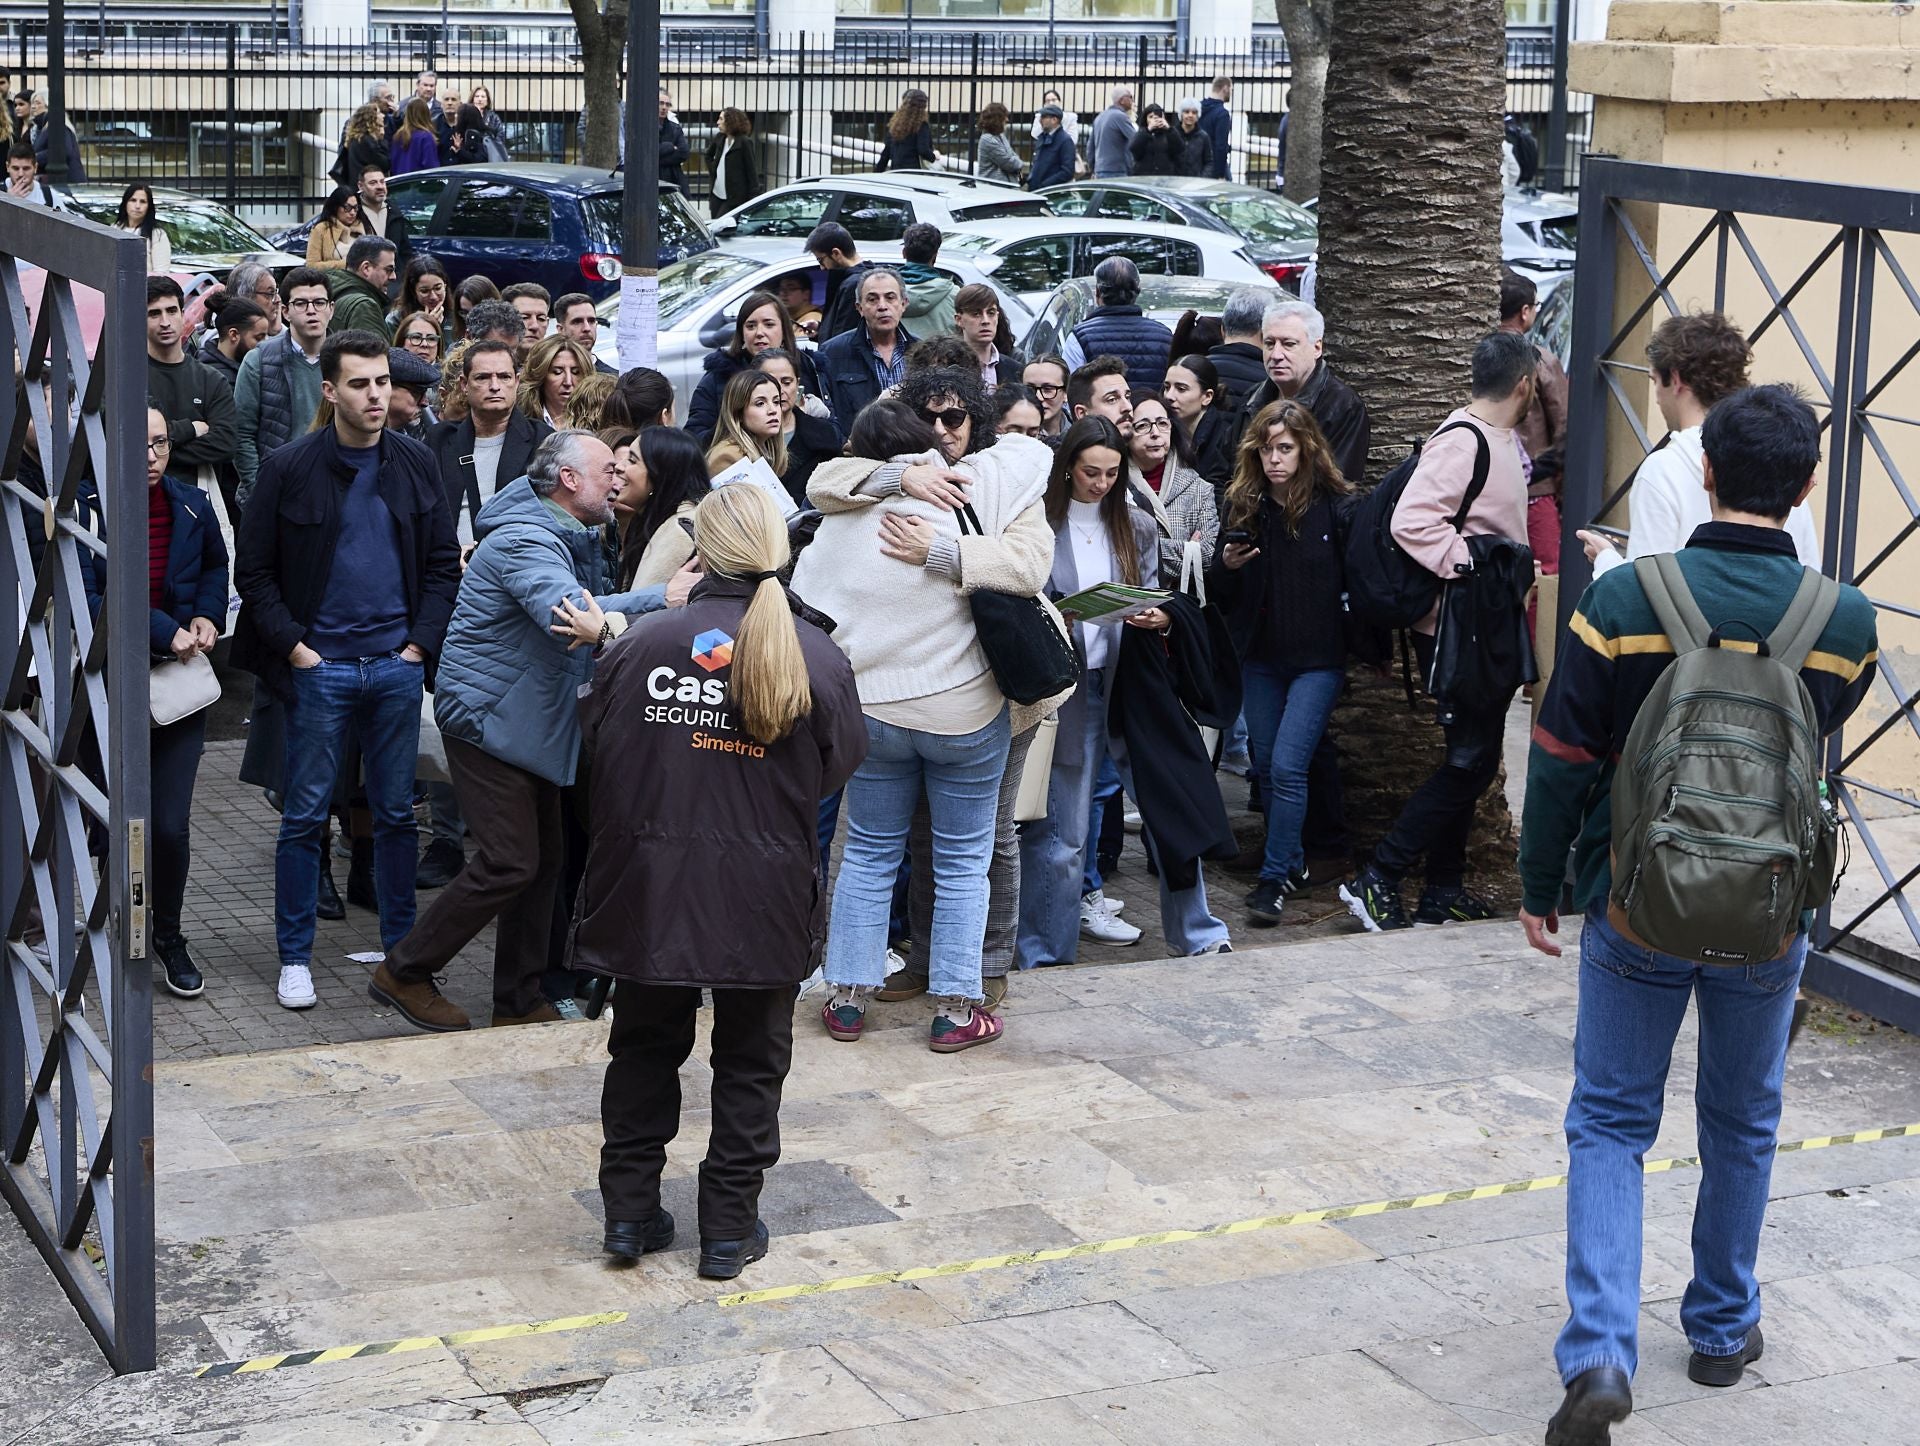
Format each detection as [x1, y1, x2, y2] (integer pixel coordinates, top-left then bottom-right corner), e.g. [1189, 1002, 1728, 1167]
[519, 335, 590, 427]
[576, 481, 865, 1280]
[704, 369, 788, 479]
[1210, 398, 1354, 927]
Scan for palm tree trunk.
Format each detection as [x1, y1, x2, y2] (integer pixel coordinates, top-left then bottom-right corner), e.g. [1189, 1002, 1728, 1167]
[1315, 0, 1515, 888]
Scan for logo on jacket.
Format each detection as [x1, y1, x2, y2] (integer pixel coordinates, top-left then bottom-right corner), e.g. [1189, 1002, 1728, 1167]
[691, 628, 734, 673]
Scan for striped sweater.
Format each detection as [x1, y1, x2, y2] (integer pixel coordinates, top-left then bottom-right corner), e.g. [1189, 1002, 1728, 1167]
[1519, 522, 1878, 918]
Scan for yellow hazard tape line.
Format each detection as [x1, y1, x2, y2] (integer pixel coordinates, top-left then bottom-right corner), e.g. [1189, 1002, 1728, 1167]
[195, 1121, 1918, 1376]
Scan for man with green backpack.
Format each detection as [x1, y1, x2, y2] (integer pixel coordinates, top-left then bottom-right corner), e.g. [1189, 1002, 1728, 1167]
[1518, 384, 1878, 1446]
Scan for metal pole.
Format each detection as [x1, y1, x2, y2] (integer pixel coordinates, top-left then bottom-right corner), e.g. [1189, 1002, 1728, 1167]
[619, 0, 660, 371]
[1546, 0, 1572, 192]
[225, 26, 239, 212]
[46, 0, 66, 184]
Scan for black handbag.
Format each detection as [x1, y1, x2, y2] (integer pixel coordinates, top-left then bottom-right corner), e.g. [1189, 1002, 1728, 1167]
[1427, 533, 1538, 706]
[957, 502, 1081, 706]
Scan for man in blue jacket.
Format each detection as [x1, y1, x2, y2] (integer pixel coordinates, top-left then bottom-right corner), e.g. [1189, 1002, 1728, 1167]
[815, 268, 915, 441]
[232, 331, 462, 1014]
[1028, 104, 1076, 192]
[368, 429, 667, 1033]
[1199, 76, 1233, 181]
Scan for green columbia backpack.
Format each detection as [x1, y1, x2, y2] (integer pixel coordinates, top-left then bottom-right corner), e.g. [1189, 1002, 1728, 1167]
[1609, 555, 1841, 965]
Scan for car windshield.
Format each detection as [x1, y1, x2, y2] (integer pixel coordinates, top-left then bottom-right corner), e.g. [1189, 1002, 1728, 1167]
[579, 191, 708, 258]
[1200, 192, 1317, 244]
[76, 197, 272, 255]
[653, 253, 765, 329]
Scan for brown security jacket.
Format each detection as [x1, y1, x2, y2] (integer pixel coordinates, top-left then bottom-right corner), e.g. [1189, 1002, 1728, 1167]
[571, 576, 868, 989]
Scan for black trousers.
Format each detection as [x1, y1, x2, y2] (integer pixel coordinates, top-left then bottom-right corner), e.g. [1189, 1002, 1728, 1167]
[599, 982, 795, 1241]
[1370, 632, 1505, 889]
[389, 737, 561, 1018]
[150, 709, 208, 942]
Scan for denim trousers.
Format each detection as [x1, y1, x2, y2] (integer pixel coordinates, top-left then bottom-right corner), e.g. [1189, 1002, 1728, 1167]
[1081, 754, 1123, 895]
[276, 653, 422, 968]
[824, 708, 1011, 1000]
[1557, 910, 1804, 1384]
[909, 723, 1036, 981]
[1240, 660, 1342, 883]
[1016, 668, 1227, 967]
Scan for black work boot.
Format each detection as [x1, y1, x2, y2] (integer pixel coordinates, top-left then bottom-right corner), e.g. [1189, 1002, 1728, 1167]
[604, 1209, 676, 1261]
[346, 837, 378, 911]
[698, 1220, 770, 1280]
[315, 856, 345, 921]
[1545, 1366, 1632, 1445]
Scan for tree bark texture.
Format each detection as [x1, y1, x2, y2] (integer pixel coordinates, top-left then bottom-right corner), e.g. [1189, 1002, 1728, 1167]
[1316, 0, 1515, 886]
[570, 0, 628, 171]
[1273, 0, 1332, 206]
[1316, 0, 1507, 476]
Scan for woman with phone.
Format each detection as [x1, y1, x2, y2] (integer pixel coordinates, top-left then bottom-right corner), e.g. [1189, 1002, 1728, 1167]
[1209, 399, 1355, 927]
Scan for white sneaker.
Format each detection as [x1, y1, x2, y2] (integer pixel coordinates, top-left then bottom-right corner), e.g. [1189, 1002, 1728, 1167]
[276, 964, 317, 1010]
[1082, 889, 1126, 917]
[1080, 894, 1142, 944]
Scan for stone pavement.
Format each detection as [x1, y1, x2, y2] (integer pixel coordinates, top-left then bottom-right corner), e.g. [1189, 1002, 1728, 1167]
[9, 919, 1920, 1444]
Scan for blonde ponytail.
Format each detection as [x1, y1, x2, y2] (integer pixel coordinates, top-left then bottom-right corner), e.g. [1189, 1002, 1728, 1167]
[692, 485, 812, 744]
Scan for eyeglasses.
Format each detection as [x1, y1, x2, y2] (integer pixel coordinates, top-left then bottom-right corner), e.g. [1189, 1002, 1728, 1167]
[288, 297, 330, 312]
[251, 287, 279, 303]
[920, 407, 969, 430]
[1028, 382, 1062, 397]
[146, 438, 171, 457]
[403, 333, 437, 347]
[1134, 418, 1173, 434]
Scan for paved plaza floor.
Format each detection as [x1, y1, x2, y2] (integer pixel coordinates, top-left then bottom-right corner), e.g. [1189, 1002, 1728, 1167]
[9, 915, 1920, 1444]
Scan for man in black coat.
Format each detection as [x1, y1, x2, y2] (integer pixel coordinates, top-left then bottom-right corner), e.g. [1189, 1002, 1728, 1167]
[424, 339, 553, 539]
[806, 221, 875, 346]
[1207, 287, 1271, 412]
[658, 91, 690, 193]
[231, 333, 461, 1016]
[1236, 298, 1372, 484]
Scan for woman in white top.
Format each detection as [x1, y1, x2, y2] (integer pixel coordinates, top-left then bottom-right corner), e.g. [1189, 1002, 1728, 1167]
[1016, 416, 1232, 968]
[1029, 89, 1081, 146]
[706, 107, 762, 219]
[116, 182, 172, 274]
[794, 384, 1055, 1054]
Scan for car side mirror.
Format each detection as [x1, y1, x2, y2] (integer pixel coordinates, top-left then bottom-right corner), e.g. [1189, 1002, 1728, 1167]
[697, 317, 732, 349]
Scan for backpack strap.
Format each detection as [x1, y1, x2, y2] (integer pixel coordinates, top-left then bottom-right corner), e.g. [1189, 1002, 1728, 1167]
[1431, 419, 1493, 533]
[1766, 566, 1842, 672]
[957, 501, 985, 537]
[1634, 554, 1712, 654]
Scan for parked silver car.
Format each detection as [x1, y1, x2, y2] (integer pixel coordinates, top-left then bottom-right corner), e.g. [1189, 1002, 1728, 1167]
[592, 245, 1037, 409]
[708, 172, 1052, 258]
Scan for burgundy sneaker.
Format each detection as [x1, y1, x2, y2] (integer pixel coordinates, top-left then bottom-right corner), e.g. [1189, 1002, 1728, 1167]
[930, 996, 1003, 1053]
[821, 985, 871, 1042]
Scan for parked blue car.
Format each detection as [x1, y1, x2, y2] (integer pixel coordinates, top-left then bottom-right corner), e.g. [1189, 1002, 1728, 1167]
[269, 164, 714, 301]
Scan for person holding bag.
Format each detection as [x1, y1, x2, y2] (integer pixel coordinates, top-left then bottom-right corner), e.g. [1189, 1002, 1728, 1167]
[1211, 399, 1354, 927]
[1016, 417, 1235, 970]
[132, 406, 229, 999]
[805, 392, 1069, 1011]
[793, 377, 1055, 1051]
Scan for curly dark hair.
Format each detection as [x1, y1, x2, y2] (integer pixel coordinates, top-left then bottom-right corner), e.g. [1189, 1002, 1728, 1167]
[1646, 311, 1751, 408]
[905, 334, 977, 374]
[894, 366, 993, 457]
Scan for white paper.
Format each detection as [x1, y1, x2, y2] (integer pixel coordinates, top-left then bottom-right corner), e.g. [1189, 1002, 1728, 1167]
[711, 454, 799, 519]
[346, 951, 386, 964]
[616, 273, 659, 371]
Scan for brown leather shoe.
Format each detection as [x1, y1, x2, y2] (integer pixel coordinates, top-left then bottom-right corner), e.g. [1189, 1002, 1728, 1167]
[981, 975, 1008, 1009]
[491, 1001, 564, 1027]
[367, 963, 470, 1033]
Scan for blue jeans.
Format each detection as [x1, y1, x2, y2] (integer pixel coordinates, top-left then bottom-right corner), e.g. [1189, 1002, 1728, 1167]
[1557, 910, 1804, 1383]
[824, 709, 1011, 1000]
[276, 653, 423, 968]
[1241, 661, 1342, 882]
[1082, 755, 1123, 895]
[1017, 668, 1227, 967]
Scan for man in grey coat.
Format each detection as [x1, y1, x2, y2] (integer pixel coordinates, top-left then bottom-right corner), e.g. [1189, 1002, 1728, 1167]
[1090, 87, 1136, 179]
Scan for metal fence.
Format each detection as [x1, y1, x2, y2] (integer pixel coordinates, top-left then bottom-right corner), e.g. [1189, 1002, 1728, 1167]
[1561, 156, 1920, 1030]
[6, 24, 1590, 223]
[0, 202, 154, 1373]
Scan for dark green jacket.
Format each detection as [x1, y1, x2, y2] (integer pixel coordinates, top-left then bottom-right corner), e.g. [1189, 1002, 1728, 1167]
[326, 268, 391, 342]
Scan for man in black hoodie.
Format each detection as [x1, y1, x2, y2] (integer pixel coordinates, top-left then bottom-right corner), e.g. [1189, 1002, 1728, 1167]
[146, 276, 237, 490]
[195, 297, 271, 390]
[1208, 287, 1270, 412]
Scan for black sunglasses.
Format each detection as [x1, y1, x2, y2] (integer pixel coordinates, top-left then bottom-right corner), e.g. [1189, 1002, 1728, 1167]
[920, 407, 969, 430]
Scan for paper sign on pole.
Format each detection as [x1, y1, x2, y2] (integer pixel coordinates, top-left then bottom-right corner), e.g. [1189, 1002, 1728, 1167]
[616, 273, 659, 371]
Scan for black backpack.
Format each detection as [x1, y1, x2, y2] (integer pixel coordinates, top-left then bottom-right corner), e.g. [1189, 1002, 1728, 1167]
[1343, 419, 1491, 630]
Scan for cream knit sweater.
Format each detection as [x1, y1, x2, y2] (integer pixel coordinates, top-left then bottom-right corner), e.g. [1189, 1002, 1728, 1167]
[793, 434, 1053, 710]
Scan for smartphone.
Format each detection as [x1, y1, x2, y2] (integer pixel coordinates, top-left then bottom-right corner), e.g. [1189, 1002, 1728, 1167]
[1222, 528, 1255, 547]
[1585, 523, 1630, 545]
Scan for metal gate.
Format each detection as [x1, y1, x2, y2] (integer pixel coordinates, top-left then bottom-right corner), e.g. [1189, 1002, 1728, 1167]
[1561, 156, 1920, 1028]
[0, 204, 154, 1373]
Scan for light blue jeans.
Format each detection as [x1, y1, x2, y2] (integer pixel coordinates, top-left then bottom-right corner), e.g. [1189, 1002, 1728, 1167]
[1082, 755, 1123, 895]
[1016, 668, 1227, 967]
[1557, 910, 1804, 1383]
[1241, 661, 1343, 882]
[824, 709, 1011, 1001]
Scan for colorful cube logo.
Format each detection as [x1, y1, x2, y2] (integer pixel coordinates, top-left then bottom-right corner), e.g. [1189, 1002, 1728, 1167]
[691, 629, 734, 673]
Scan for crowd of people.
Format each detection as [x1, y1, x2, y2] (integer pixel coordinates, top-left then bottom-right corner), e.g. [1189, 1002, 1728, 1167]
[966, 77, 1238, 191]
